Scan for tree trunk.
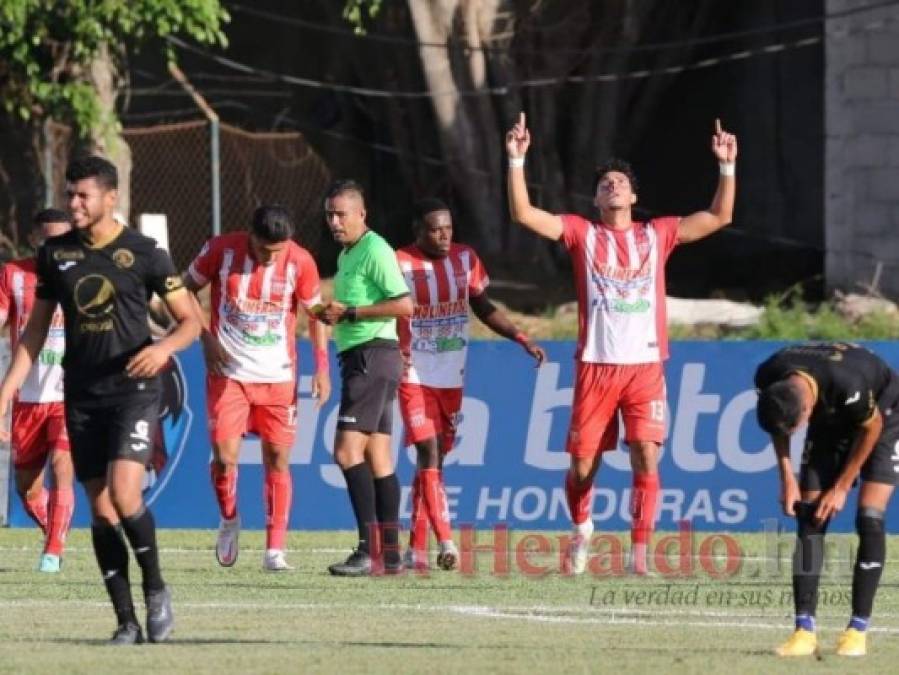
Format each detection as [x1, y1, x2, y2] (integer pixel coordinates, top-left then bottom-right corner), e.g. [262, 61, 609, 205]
[407, 0, 507, 255]
[86, 43, 132, 221]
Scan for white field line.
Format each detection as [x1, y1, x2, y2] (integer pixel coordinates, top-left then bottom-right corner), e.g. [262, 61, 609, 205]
[2, 598, 899, 633]
[0, 545, 852, 563]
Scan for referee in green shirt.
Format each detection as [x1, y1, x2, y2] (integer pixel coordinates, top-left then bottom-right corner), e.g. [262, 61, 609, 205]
[319, 180, 413, 576]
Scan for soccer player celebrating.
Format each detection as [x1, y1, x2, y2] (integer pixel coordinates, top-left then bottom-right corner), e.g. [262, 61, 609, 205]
[319, 179, 413, 576]
[0, 156, 200, 644]
[505, 113, 737, 575]
[0, 209, 73, 573]
[756, 342, 899, 657]
[184, 204, 331, 571]
[397, 198, 545, 570]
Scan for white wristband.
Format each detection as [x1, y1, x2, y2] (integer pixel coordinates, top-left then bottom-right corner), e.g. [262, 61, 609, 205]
[719, 162, 735, 176]
[508, 156, 525, 169]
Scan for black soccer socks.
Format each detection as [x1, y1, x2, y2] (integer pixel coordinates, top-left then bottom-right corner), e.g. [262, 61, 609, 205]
[120, 506, 165, 593]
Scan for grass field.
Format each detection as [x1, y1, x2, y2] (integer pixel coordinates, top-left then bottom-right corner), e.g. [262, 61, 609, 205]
[1, 528, 898, 674]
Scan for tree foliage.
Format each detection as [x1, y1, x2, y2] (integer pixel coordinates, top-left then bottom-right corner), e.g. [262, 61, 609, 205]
[0, 0, 228, 135]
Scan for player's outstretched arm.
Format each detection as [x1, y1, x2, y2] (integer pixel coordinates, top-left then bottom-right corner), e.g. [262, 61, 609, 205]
[0, 299, 55, 439]
[469, 292, 545, 366]
[677, 118, 737, 244]
[506, 112, 564, 242]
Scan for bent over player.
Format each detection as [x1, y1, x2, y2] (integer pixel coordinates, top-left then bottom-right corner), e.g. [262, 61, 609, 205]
[397, 198, 545, 570]
[0, 156, 200, 644]
[756, 342, 899, 657]
[505, 113, 737, 575]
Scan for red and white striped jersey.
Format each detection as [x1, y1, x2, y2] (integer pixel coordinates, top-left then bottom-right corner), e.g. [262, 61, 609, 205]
[187, 232, 322, 383]
[560, 214, 680, 364]
[397, 243, 489, 388]
[0, 258, 65, 402]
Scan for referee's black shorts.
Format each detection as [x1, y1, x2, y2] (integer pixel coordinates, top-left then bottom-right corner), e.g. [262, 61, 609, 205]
[336, 339, 403, 435]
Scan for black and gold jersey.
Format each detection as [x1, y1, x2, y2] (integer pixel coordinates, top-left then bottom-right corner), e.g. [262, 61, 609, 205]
[755, 342, 899, 430]
[36, 226, 184, 401]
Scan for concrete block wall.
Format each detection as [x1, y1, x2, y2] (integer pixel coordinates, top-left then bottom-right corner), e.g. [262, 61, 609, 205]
[826, 0, 899, 297]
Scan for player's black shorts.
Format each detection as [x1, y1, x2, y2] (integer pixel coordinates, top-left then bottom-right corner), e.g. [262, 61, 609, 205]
[336, 339, 403, 435]
[65, 391, 161, 482]
[801, 397, 899, 490]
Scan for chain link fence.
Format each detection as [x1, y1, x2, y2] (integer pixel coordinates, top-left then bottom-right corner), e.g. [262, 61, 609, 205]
[44, 119, 331, 270]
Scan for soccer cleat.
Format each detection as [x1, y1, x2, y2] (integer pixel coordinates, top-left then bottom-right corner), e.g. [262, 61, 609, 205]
[403, 548, 430, 571]
[262, 549, 293, 572]
[568, 534, 589, 575]
[835, 628, 867, 656]
[625, 550, 657, 578]
[381, 554, 406, 576]
[145, 586, 174, 643]
[774, 629, 817, 657]
[328, 548, 372, 577]
[436, 540, 459, 571]
[109, 621, 145, 646]
[215, 515, 240, 567]
[37, 553, 61, 573]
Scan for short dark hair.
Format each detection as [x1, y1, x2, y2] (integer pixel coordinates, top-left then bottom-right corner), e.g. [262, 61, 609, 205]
[756, 380, 804, 435]
[33, 208, 72, 227]
[250, 204, 293, 243]
[324, 178, 365, 204]
[413, 198, 449, 229]
[594, 158, 638, 195]
[65, 155, 118, 190]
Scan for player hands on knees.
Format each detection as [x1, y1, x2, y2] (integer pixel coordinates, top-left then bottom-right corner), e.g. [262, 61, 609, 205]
[184, 204, 331, 572]
[757, 342, 898, 657]
[397, 198, 546, 572]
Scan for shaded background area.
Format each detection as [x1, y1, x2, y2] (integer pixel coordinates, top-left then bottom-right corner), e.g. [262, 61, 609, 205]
[1, 0, 825, 304]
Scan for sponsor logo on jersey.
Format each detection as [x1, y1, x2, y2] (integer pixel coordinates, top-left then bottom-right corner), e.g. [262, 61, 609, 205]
[53, 249, 85, 261]
[74, 274, 116, 332]
[74, 274, 115, 318]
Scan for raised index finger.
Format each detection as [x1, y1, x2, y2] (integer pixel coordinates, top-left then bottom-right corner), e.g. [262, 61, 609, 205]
[519, 111, 526, 128]
[714, 118, 722, 135]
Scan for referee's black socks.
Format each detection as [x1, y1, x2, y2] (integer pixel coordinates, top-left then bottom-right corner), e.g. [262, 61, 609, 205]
[374, 473, 401, 563]
[91, 521, 137, 626]
[120, 506, 165, 594]
[343, 463, 377, 555]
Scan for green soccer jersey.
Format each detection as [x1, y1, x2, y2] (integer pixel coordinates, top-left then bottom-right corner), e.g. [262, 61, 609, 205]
[333, 229, 408, 352]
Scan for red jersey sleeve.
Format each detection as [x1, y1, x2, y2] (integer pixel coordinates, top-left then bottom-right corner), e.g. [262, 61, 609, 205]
[652, 216, 681, 261]
[293, 248, 322, 309]
[0, 264, 10, 325]
[560, 214, 589, 251]
[187, 238, 219, 286]
[467, 247, 490, 297]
